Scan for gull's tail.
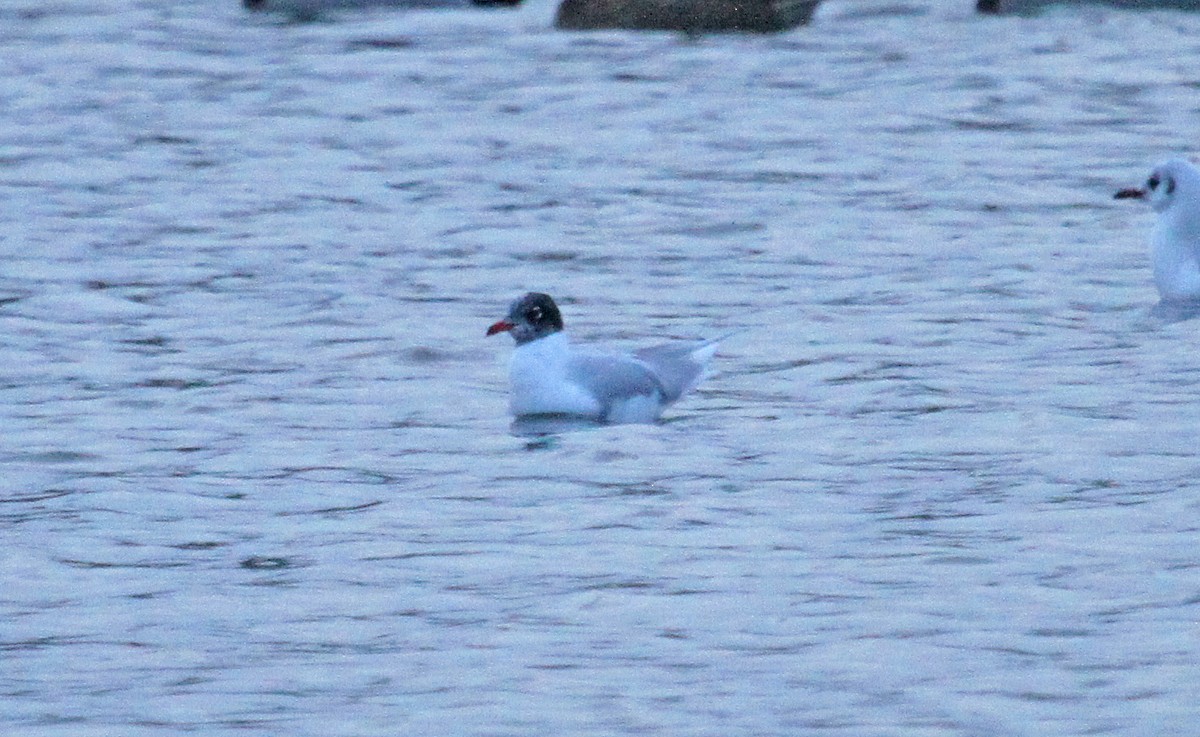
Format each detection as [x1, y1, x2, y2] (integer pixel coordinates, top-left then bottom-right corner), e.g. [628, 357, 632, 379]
[635, 332, 733, 404]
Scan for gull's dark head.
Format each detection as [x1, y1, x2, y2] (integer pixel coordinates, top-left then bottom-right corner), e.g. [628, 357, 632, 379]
[487, 292, 564, 345]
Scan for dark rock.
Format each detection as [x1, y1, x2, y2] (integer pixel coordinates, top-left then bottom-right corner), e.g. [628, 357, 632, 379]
[978, 0, 1200, 14]
[555, 0, 820, 32]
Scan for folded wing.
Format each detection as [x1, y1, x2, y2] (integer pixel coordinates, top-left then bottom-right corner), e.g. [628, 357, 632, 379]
[569, 352, 666, 409]
[634, 338, 720, 404]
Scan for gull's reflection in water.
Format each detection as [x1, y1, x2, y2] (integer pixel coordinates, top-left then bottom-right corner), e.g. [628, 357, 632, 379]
[510, 414, 607, 439]
[1151, 299, 1200, 323]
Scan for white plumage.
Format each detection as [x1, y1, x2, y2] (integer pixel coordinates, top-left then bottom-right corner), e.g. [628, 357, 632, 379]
[488, 293, 720, 424]
[1117, 158, 1200, 302]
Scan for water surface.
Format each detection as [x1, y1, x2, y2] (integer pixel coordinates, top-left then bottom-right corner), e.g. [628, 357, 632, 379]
[3, 1, 1199, 735]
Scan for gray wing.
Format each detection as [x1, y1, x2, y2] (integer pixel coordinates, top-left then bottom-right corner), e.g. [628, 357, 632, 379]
[568, 351, 667, 410]
[633, 339, 719, 403]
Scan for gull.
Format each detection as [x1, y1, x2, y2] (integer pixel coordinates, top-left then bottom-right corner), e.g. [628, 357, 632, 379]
[1116, 158, 1200, 302]
[486, 292, 721, 424]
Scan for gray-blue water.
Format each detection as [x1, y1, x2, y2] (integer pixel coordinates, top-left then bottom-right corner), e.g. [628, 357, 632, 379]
[3, 1, 1199, 735]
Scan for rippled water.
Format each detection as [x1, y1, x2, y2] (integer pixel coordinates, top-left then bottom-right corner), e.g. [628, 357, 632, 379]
[3, 0, 1200, 734]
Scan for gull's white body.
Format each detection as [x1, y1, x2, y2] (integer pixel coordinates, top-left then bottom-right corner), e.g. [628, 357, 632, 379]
[1148, 160, 1200, 301]
[507, 332, 718, 424]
